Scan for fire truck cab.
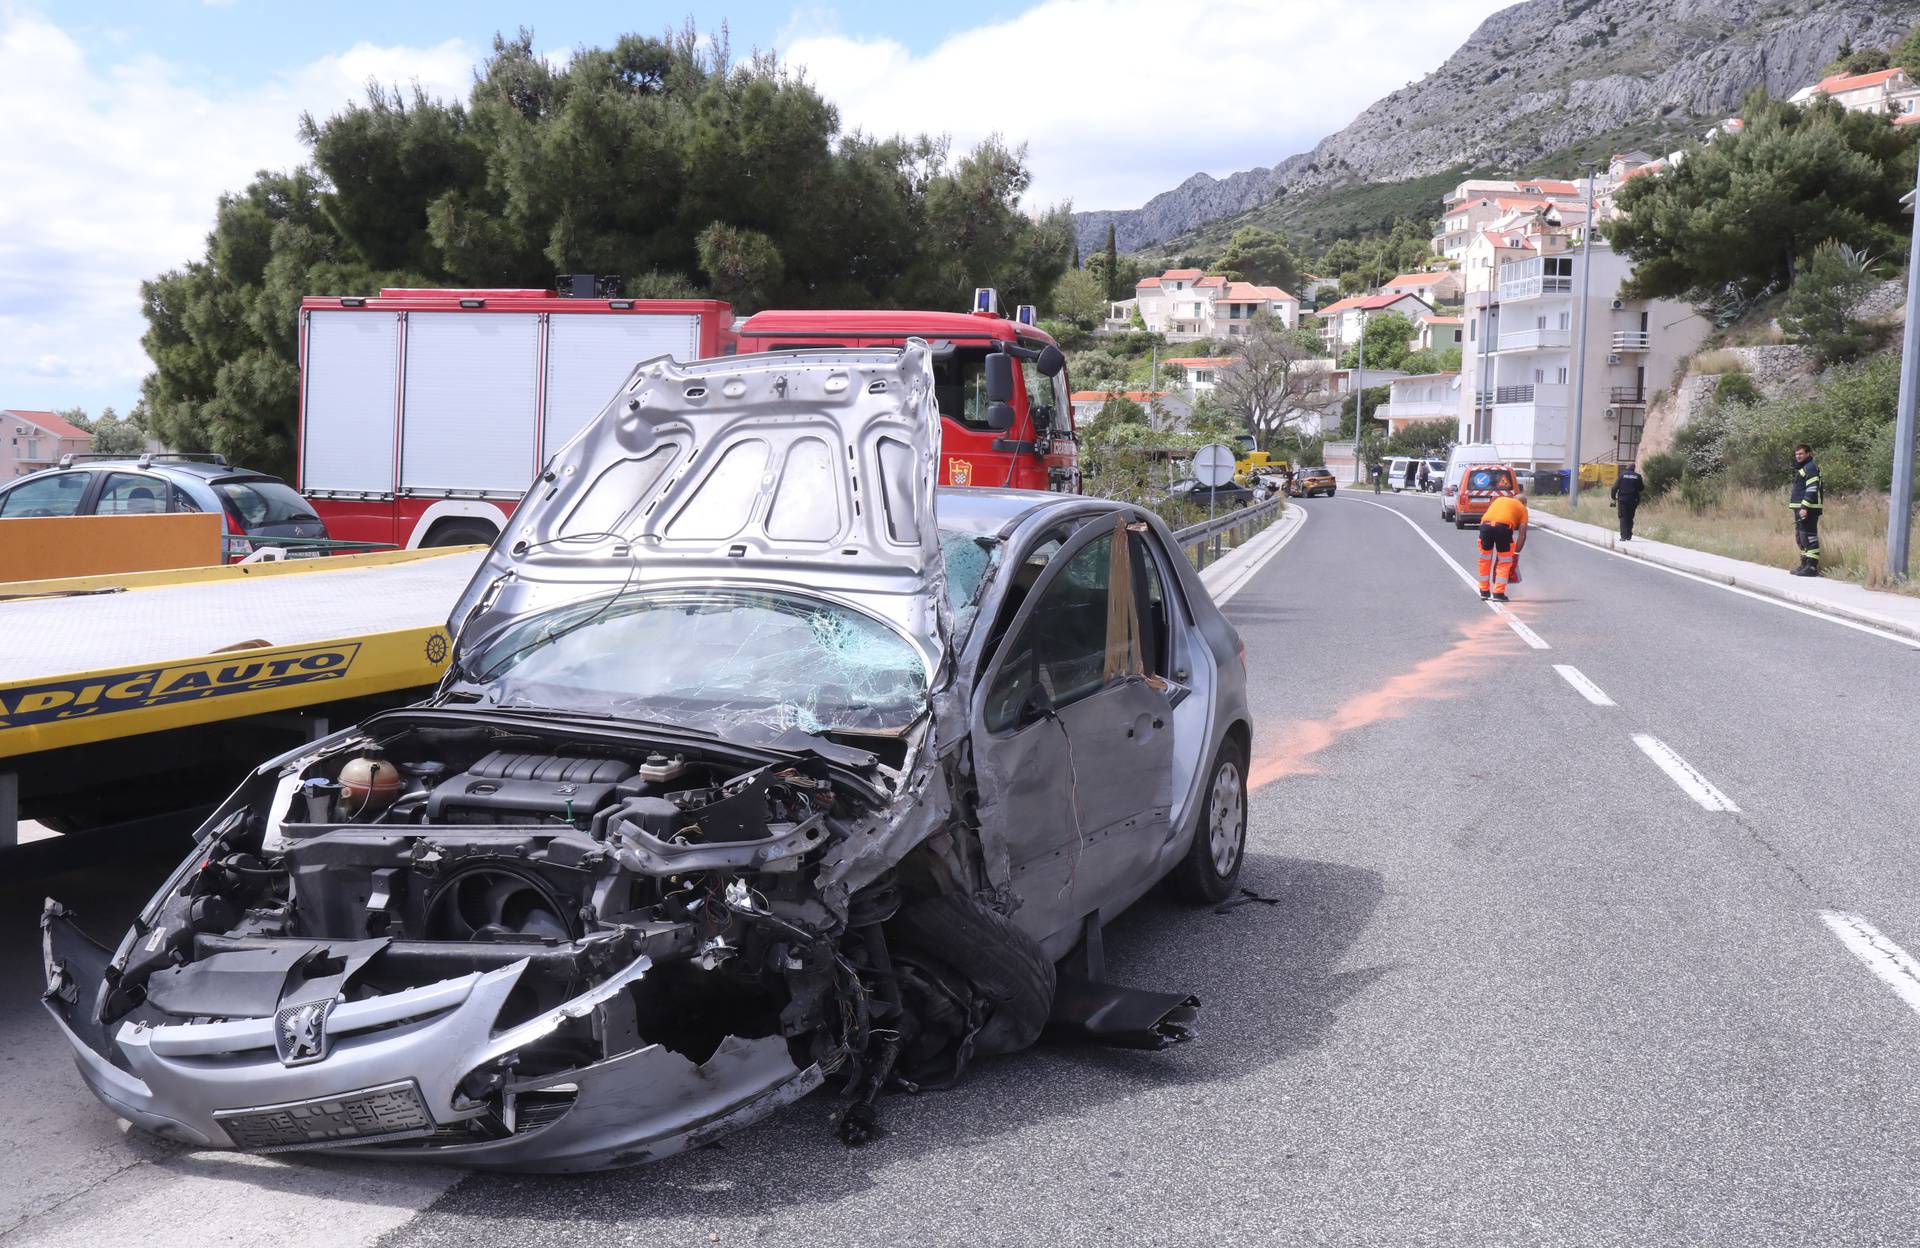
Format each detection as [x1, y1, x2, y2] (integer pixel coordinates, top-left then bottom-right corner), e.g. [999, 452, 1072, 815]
[297, 284, 1077, 551]
[731, 293, 1078, 494]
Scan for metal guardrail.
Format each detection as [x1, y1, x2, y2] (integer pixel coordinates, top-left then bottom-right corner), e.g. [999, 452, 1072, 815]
[1173, 497, 1285, 570]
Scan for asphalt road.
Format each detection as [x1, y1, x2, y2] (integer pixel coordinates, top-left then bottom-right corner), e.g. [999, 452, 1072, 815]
[8, 487, 1920, 1246]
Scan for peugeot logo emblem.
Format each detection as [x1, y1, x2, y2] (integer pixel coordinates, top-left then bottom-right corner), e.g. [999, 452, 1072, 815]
[275, 999, 336, 1066]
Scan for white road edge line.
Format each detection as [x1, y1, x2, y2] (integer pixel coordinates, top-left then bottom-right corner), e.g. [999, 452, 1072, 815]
[1491, 604, 1550, 649]
[1820, 911, 1920, 1018]
[1337, 496, 1482, 593]
[1540, 528, 1920, 651]
[1630, 733, 1740, 812]
[1208, 507, 1309, 605]
[1552, 664, 1615, 706]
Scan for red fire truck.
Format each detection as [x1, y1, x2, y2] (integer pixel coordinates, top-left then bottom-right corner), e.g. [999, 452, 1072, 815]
[296, 283, 1076, 549]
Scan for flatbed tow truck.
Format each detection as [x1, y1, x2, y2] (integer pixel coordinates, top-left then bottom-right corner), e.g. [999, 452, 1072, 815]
[0, 546, 478, 848]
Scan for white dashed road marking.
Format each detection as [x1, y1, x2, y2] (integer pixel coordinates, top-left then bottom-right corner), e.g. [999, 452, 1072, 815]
[1631, 733, 1739, 812]
[1552, 664, 1615, 706]
[1490, 604, 1549, 649]
[1821, 911, 1920, 1018]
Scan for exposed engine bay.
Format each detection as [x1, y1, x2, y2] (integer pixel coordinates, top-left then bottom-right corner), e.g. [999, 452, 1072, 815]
[43, 707, 1098, 1169]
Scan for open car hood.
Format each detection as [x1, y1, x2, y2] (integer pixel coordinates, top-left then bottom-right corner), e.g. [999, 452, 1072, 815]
[448, 344, 948, 671]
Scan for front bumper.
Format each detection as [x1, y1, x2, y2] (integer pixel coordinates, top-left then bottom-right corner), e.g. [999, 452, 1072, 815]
[42, 905, 821, 1172]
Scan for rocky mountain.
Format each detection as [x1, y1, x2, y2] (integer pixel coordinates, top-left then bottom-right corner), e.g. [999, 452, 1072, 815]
[1078, 0, 1920, 255]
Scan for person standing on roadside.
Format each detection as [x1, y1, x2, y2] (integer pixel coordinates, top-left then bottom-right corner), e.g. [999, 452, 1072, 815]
[1477, 490, 1529, 602]
[1371, 462, 1383, 494]
[1418, 461, 1432, 492]
[1611, 462, 1645, 542]
[1789, 443, 1823, 577]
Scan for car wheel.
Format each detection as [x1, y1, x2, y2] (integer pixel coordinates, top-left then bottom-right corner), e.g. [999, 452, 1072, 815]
[421, 519, 498, 548]
[889, 893, 1055, 1058]
[1170, 737, 1248, 905]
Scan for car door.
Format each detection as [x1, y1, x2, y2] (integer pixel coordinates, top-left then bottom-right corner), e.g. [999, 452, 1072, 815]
[0, 470, 93, 517]
[970, 512, 1176, 947]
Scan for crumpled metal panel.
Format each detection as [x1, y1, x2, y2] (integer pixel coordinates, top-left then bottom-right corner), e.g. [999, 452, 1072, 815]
[448, 344, 950, 673]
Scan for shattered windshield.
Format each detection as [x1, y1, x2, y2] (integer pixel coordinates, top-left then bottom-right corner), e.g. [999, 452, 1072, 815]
[468, 589, 928, 734]
[941, 529, 999, 642]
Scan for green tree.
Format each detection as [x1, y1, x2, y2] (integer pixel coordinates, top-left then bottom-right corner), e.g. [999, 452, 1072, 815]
[696, 223, 784, 309]
[1608, 91, 1912, 302]
[1338, 312, 1415, 372]
[137, 23, 1076, 474]
[1400, 344, 1462, 375]
[1103, 223, 1120, 301]
[1051, 266, 1108, 329]
[1214, 226, 1300, 291]
[1780, 239, 1879, 363]
[1893, 21, 1920, 75]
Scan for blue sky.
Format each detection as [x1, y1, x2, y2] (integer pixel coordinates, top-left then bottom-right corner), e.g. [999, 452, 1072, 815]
[2, 0, 1513, 419]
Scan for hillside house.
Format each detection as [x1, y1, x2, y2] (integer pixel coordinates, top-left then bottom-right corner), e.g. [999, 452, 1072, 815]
[1377, 373, 1461, 435]
[1380, 270, 1463, 305]
[1131, 269, 1298, 339]
[1312, 292, 1436, 351]
[1413, 314, 1464, 352]
[1161, 356, 1238, 397]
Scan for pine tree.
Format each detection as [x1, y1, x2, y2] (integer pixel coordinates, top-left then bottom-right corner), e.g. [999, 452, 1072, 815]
[1104, 223, 1119, 302]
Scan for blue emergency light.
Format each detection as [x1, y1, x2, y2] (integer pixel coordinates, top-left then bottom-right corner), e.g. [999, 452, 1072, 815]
[973, 287, 999, 314]
[1015, 304, 1036, 325]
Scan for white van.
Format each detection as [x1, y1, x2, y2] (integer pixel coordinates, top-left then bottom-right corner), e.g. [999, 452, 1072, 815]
[1440, 443, 1502, 521]
[1384, 456, 1422, 492]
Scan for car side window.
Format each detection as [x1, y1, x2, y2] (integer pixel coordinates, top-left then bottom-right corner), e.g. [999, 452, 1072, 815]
[0, 472, 90, 517]
[1132, 530, 1172, 678]
[95, 472, 168, 515]
[984, 532, 1115, 732]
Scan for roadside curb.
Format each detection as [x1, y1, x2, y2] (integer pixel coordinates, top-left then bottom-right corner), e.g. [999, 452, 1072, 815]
[1531, 510, 1920, 643]
[1200, 505, 1306, 604]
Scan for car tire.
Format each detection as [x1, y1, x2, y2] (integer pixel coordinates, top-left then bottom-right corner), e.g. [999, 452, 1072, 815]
[1169, 736, 1248, 905]
[890, 894, 1055, 1058]
[421, 520, 498, 549]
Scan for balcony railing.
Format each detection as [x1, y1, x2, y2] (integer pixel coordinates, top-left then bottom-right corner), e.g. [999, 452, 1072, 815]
[1610, 386, 1647, 404]
[1497, 275, 1573, 301]
[1497, 327, 1571, 351]
[1612, 331, 1650, 352]
[1476, 383, 1571, 408]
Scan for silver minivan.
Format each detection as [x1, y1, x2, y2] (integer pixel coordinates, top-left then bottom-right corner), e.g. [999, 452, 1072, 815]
[1440, 443, 1501, 521]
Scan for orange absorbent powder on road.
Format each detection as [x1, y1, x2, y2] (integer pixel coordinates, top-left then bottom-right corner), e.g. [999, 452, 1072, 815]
[1249, 612, 1519, 791]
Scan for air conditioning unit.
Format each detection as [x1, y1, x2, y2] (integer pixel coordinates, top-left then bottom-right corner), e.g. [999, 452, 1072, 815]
[1606, 353, 1622, 365]
[1610, 299, 1625, 310]
[1604, 408, 1618, 421]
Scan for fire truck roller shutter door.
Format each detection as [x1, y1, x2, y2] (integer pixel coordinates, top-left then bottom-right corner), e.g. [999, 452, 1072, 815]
[302, 311, 400, 494]
[401, 313, 541, 494]
[543, 314, 703, 460]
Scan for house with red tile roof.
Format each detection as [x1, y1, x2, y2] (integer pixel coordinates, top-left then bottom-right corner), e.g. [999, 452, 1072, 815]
[1311, 292, 1436, 351]
[3, 409, 94, 479]
[1131, 267, 1298, 339]
[1380, 270, 1463, 305]
[1068, 387, 1193, 428]
[1412, 314, 1464, 353]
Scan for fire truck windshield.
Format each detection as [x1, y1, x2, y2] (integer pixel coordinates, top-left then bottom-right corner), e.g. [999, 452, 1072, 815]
[932, 345, 1067, 435]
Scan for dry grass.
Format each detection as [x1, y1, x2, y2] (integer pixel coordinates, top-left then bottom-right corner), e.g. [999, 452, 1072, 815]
[1535, 487, 1920, 596]
[1689, 348, 1748, 375]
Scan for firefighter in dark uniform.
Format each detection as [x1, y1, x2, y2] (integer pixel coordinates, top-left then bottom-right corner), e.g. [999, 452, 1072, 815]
[1610, 462, 1645, 541]
[1789, 443, 1823, 576]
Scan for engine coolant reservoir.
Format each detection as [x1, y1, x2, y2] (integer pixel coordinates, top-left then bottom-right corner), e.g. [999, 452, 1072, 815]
[339, 756, 404, 817]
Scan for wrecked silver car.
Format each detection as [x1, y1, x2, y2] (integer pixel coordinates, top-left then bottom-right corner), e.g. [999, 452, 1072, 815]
[43, 343, 1252, 1171]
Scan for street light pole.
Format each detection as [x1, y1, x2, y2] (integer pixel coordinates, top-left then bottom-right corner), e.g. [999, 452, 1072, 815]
[1353, 309, 1366, 484]
[1887, 151, 1920, 581]
[1567, 164, 1598, 509]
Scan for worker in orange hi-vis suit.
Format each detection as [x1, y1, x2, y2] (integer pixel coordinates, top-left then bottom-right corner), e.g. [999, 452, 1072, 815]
[1476, 491, 1529, 602]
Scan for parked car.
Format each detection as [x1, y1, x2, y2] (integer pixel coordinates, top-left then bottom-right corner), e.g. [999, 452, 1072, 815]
[1167, 477, 1256, 508]
[43, 344, 1252, 1173]
[1453, 463, 1520, 528]
[1288, 466, 1337, 498]
[1384, 456, 1423, 492]
[1439, 443, 1500, 521]
[0, 454, 327, 558]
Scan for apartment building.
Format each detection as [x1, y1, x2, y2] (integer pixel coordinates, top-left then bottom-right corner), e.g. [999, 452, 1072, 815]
[1131, 269, 1299, 340]
[1313, 292, 1436, 351]
[1378, 373, 1461, 435]
[1433, 177, 1586, 259]
[1456, 221, 1708, 472]
[3, 409, 93, 480]
[1790, 66, 1919, 115]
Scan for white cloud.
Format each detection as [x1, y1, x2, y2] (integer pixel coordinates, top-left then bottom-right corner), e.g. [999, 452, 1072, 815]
[782, 0, 1511, 212]
[0, 10, 476, 412]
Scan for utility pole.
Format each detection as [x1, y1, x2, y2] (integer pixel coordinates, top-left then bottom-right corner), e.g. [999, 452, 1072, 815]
[1888, 152, 1920, 581]
[1567, 163, 1599, 509]
[1353, 309, 1366, 483]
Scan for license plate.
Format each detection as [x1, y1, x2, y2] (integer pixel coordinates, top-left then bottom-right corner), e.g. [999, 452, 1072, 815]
[215, 1079, 435, 1151]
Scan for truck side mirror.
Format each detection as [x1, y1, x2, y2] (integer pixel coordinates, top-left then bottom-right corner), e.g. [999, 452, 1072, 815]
[1036, 344, 1066, 378]
[987, 401, 1017, 431]
[984, 351, 1015, 404]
